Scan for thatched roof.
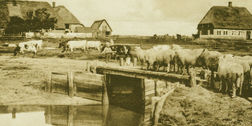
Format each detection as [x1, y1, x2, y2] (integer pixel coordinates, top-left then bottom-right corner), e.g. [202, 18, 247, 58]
[199, 6, 252, 30]
[0, 1, 83, 30]
[91, 19, 112, 31]
[0, 0, 56, 28]
[0, 2, 9, 28]
[53, 6, 82, 29]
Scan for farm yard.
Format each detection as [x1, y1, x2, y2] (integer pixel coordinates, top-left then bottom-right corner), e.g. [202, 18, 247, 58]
[0, 37, 251, 125]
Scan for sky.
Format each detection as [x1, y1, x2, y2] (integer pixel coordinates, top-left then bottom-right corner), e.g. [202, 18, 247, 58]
[23, 0, 252, 36]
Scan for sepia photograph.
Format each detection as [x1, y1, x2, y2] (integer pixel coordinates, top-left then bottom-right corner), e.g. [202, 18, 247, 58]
[0, 0, 251, 126]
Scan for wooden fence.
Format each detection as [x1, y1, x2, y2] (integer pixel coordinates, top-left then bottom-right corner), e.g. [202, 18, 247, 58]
[46, 71, 105, 102]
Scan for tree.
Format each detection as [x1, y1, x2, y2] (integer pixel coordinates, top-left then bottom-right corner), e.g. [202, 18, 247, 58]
[5, 16, 25, 34]
[25, 8, 57, 32]
[5, 8, 57, 34]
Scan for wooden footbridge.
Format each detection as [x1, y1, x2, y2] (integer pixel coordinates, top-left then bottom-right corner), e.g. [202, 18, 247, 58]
[46, 65, 207, 125]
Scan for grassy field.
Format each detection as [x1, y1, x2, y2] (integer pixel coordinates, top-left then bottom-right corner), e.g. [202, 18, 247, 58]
[1, 37, 252, 56]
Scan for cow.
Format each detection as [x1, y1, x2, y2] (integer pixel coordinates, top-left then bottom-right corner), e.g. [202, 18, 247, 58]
[22, 40, 43, 50]
[86, 41, 101, 52]
[14, 43, 37, 56]
[59, 40, 87, 52]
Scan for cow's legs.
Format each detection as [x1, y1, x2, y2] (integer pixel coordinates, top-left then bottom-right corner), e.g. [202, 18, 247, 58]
[225, 78, 229, 94]
[218, 77, 223, 92]
[232, 81, 237, 98]
[167, 63, 170, 73]
[237, 75, 242, 96]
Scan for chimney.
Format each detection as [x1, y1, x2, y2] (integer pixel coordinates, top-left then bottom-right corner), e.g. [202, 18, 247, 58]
[52, 2, 56, 8]
[228, 2, 232, 7]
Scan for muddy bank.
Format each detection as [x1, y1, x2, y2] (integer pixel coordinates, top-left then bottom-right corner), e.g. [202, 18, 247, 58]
[159, 86, 252, 126]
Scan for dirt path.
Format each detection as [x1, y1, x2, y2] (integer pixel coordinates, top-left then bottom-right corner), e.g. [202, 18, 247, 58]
[0, 55, 120, 105]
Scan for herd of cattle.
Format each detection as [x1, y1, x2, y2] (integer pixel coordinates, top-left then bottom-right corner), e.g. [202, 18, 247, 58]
[131, 44, 252, 98]
[8, 39, 252, 98]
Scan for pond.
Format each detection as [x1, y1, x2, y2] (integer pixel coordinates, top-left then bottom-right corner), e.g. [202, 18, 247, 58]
[0, 105, 149, 126]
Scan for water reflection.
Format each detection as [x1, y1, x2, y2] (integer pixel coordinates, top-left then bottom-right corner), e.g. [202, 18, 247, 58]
[0, 105, 148, 126]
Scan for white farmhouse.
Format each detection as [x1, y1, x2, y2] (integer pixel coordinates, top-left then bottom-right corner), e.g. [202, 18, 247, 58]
[198, 2, 252, 40]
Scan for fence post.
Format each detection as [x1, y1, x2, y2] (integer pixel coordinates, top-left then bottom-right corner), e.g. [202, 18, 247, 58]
[46, 72, 50, 92]
[102, 74, 109, 105]
[68, 72, 75, 97]
[120, 57, 124, 66]
[47, 72, 52, 93]
[189, 68, 196, 87]
[154, 80, 157, 96]
[133, 57, 137, 67]
[67, 106, 74, 126]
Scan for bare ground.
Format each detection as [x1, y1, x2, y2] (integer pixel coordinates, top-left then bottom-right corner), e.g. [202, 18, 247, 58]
[0, 54, 120, 105]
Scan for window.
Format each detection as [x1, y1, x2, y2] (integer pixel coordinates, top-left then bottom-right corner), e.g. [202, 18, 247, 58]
[201, 29, 208, 35]
[106, 31, 111, 36]
[217, 31, 221, 35]
[210, 29, 213, 35]
[223, 31, 228, 35]
[65, 24, 69, 29]
[238, 31, 241, 35]
[232, 31, 235, 35]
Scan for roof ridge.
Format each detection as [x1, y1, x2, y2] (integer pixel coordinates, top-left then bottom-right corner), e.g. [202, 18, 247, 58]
[211, 5, 246, 9]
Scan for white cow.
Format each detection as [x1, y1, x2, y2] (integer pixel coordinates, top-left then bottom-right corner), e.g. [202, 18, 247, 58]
[14, 42, 37, 56]
[86, 41, 101, 51]
[20, 40, 43, 50]
[66, 40, 87, 52]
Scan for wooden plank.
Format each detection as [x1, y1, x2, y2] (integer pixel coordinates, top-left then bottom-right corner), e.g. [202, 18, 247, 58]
[74, 72, 104, 80]
[76, 81, 102, 89]
[68, 72, 74, 97]
[74, 78, 103, 86]
[76, 92, 102, 101]
[96, 66, 190, 81]
[145, 79, 154, 92]
[52, 85, 67, 94]
[52, 72, 67, 75]
[77, 85, 103, 93]
[145, 90, 155, 96]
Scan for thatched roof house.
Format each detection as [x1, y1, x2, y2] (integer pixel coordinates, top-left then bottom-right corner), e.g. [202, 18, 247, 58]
[0, 0, 56, 28]
[53, 5, 83, 30]
[0, 0, 84, 33]
[91, 19, 112, 37]
[198, 2, 252, 40]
